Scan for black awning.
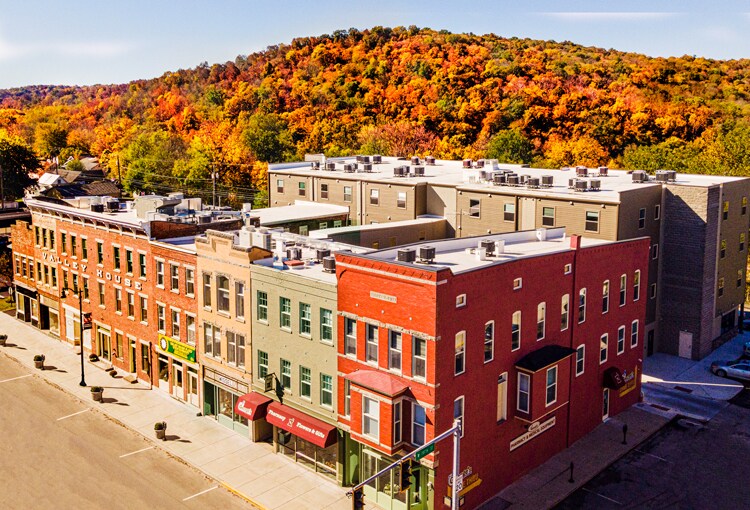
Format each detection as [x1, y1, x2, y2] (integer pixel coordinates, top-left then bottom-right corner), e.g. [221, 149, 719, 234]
[15, 285, 37, 299]
[515, 345, 576, 372]
[603, 366, 626, 389]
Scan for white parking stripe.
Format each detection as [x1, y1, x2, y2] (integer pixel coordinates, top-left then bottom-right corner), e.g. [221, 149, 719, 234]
[183, 486, 218, 501]
[634, 449, 672, 463]
[119, 446, 154, 458]
[0, 374, 32, 384]
[56, 408, 90, 421]
[582, 487, 621, 505]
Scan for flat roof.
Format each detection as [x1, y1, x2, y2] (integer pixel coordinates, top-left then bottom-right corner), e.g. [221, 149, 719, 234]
[271, 157, 748, 203]
[248, 201, 350, 225]
[350, 227, 612, 275]
[310, 215, 445, 238]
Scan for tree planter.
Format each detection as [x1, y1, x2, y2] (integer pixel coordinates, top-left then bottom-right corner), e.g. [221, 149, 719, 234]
[90, 387, 104, 402]
[33, 355, 45, 369]
[0, 335, 7, 346]
[154, 421, 167, 440]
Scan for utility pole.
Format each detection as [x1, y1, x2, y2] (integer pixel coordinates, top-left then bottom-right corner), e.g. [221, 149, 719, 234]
[116, 155, 122, 198]
[0, 163, 4, 210]
[211, 162, 217, 208]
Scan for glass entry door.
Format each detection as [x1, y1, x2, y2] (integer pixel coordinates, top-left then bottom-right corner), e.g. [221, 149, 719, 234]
[362, 450, 407, 510]
[187, 368, 199, 407]
[171, 361, 183, 399]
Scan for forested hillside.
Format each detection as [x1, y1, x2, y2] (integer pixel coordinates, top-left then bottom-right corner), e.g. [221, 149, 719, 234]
[2, 26, 750, 204]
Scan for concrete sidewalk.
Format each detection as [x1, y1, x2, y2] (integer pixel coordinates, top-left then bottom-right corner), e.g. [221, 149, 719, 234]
[0, 312, 350, 510]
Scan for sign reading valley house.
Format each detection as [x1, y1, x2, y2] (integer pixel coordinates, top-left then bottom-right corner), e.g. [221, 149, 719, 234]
[509, 416, 556, 451]
[158, 333, 196, 363]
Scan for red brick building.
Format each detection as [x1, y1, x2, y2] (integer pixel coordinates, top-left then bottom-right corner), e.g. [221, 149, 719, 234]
[335, 228, 649, 510]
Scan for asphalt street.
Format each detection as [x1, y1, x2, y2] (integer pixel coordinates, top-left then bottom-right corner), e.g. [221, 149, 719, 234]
[0, 354, 255, 510]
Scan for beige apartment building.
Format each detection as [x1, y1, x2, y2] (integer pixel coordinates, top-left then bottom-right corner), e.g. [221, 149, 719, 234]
[268, 157, 750, 360]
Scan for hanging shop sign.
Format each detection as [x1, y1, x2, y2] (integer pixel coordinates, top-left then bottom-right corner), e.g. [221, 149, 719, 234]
[510, 416, 556, 451]
[618, 366, 638, 397]
[158, 333, 196, 363]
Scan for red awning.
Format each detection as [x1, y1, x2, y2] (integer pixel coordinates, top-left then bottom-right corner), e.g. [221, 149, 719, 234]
[603, 366, 626, 389]
[234, 392, 273, 421]
[344, 370, 409, 398]
[266, 402, 338, 448]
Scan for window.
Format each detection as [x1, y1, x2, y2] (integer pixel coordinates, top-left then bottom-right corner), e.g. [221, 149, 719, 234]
[578, 288, 587, 323]
[344, 318, 356, 356]
[115, 288, 122, 313]
[654, 204, 661, 220]
[113, 247, 121, 270]
[186, 315, 196, 345]
[413, 336, 427, 379]
[542, 207, 555, 227]
[585, 210, 599, 232]
[71, 236, 78, 257]
[723, 200, 729, 220]
[235, 282, 245, 320]
[35, 227, 40, 246]
[343, 186, 352, 202]
[280, 359, 291, 390]
[741, 233, 746, 252]
[576, 345, 585, 376]
[139, 253, 147, 277]
[82, 276, 89, 300]
[652, 244, 659, 260]
[280, 297, 291, 329]
[743, 197, 748, 215]
[469, 199, 481, 218]
[320, 183, 329, 199]
[51, 267, 57, 288]
[602, 280, 610, 313]
[503, 203, 515, 222]
[638, 208, 646, 229]
[115, 332, 123, 360]
[389, 330, 402, 371]
[720, 239, 726, 259]
[213, 325, 221, 357]
[334, 220, 342, 228]
[536, 302, 546, 340]
[718, 278, 724, 297]
[412, 404, 425, 446]
[397, 191, 407, 209]
[454, 331, 466, 375]
[98, 282, 105, 306]
[61, 232, 67, 253]
[456, 294, 466, 308]
[202, 274, 212, 307]
[497, 373, 508, 422]
[257, 291, 268, 322]
[257, 350, 268, 378]
[125, 250, 133, 274]
[171, 309, 180, 338]
[513, 278, 522, 290]
[600, 334, 608, 364]
[603, 388, 610, 420]
[344, 380, 351, 417]
[157, 304, 165, 332]
[511, 311, 521, 351]
[650, 283, 657, 299]
[299, 303, 311, 336]
[366, 324, 378, 363]
[631, 320, 639, 347]
[321, 308, 333, 343]
[546, 367, 557, 406]
[454, 396, 465, 436]
[170, 264, 179, 290]
[217, 276, 230, 313]
[393, 401, 402, 444]
[140, 296, 148, 323]
[363, 396, 379, 441]
[319, 222, 328, 230]
[127, 292, 135, 318]
[617, 326, 625, 354]
[320, 374, 333, 407]
[517, 373, 530, 413]
[564, 263, 572, 275]
[276, 179, 284, 193]
[633, 270, 641, 301]
[369, 188, 379, 205]
[300, 367, 311, 399]
[561, 294, 569, 331]
[156, 260, 164, 286]
[204, 324, 214, 356]
[619, 274, 627, 306]
[484, 322, 494, 362]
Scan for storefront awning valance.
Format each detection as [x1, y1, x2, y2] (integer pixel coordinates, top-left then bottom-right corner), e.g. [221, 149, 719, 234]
[515, 345, 576, 373]
[234, 392, 273, 421]
[603, 366, 626, 389]
[266, 402, 338, 448]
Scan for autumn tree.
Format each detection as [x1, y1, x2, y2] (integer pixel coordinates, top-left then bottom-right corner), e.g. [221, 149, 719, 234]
[241, 113, 296, 163]
[0, 130, 39, 200]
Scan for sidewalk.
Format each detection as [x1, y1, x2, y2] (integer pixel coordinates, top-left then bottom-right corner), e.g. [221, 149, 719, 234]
[0, 312, 350, 510]
[492, 406, 669, 509]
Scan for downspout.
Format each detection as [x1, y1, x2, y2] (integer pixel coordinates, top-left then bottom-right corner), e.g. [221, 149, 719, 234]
[565, 234, 581, 448]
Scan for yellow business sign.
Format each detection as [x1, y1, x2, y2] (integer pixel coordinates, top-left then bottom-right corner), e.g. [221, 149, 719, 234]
[158, 334, 196, 363]
[618, 366, 639, 397]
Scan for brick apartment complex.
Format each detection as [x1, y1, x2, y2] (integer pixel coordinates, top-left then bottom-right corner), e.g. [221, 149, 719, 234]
[269, 157, 750, 360]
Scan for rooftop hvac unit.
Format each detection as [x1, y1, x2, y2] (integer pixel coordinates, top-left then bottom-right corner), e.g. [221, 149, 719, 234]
[397, 248, 416, 263]
[527, 177, 540, 189]
[363, 163, 373, 172]
[568, 178, 577, 189]
[589, 179, 601, 191]
[520, 174, 529, 185]
[575, 180, 588, 192]
[667, 170, 677, 182]
[413, 166, 425, 176]
[411, 156, 421, 165]
[402, 165, 410, 176]
[362, 155, 371, 164]
[373, 155, 382, 164]
[481, 239, 496, 256]
[344, 163, 355, 173]
[322, 256, 336, 273]
[507, 174, 520, 186]
[655, 170, 669, 183]
[541, 175, 554, 187]
[325, 162, 336, 171]
[198, 214, 212, 224]
[311, 161, 321, 170]
[394, 167, 404, 177]
[493, 173, 506, 185]
[90, 203, 105, 213]
[425, 156, 436, 165]
[286, 247, 302, 260]
[479, 170, 488, 181]
[632, 171, 647, 183]
[475, 159, 485, 168]
[316, 248, 331, 262]
[576, 166, 588, 177]
[106, 200, 119, 211]
[246, 216, 261, 227]
[418, 245, 436, 263]
[598, 166, 609, 176]
[356, 155, 363, 163]
[251, 232, 272, 250]
[495, 240, 506, 254]
[463, 159, 473, 169]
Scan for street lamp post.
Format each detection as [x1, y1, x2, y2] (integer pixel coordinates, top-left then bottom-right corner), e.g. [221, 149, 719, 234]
[61, 286, 86, 387]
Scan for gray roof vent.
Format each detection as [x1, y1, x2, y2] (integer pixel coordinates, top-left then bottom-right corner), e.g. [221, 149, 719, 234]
[417, 245, 436, 263]
[322, 256, 336, 273]
[397, 248, 416, 263]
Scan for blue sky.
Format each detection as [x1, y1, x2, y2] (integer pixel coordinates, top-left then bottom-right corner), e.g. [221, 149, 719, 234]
[0, 0, 748, 89]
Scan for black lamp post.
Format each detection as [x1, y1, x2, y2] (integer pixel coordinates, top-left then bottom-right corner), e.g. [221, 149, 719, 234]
[61, 286, 86, 387]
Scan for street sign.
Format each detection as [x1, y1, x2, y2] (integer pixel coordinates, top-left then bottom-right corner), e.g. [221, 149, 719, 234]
[414, 443, 435, 461]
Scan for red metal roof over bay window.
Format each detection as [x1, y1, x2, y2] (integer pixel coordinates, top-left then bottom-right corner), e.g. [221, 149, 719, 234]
[266, 402, 338, 448]
[234, 392, 273, 421]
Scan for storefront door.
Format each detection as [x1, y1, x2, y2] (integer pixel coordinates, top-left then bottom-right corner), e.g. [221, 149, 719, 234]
[157, 356, 169, 391]
[187, 368, 199, 407]
[171, 361, 183, 399]
[97, 328, 111, 361]
[362, 449, 408, 510]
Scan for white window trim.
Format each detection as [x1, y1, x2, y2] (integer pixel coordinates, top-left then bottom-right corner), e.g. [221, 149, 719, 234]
[545, 366, 558, 407]
[575, 345, 585, 376]
[517, 372, 530, 413]
[484, 320, 494, 363]
[456, 294, 466, 308]
[454, 331, 466, 376]
[363, 396, 379, 442]
[631, 320, 639, 348]
[600, 333, 608, 364]
[617, 326, 626, 355]
[513, 278, 522, 290]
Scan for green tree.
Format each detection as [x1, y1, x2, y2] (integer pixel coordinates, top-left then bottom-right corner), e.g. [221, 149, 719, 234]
[0, 131, 39, 200]
[34, 124, 68, 159]
[241, 113, 296, 163]
[486, 129, 533, 164]
[252, 189, 268, 209]
[121, 130, 186, 194]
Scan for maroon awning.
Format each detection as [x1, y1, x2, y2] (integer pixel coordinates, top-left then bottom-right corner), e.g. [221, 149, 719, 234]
[603, 366, 626, 389]
[266, 402, 338, 448]
[235, 392, 273, 421]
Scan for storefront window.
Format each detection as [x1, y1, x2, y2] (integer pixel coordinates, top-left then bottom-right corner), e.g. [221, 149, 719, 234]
[218, 388, 233, 419]
[49, 310, 60, 336]
[277, 431, 338, 480]
[232, 394, 248, 426]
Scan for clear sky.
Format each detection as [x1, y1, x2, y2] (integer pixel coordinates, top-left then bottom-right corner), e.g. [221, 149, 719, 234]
[0, 0, 748, 89]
